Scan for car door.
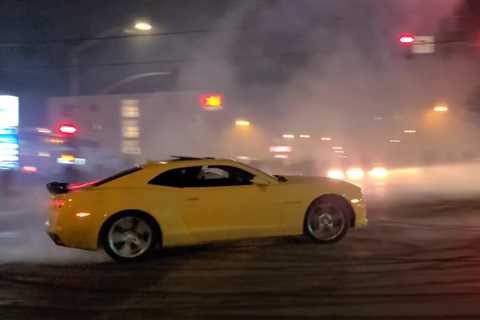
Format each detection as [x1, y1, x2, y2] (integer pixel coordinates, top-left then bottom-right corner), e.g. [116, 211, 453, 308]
[180, 165, 288, 242]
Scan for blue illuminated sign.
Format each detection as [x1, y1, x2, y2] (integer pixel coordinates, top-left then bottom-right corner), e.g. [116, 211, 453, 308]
[0, 95, 19, 170]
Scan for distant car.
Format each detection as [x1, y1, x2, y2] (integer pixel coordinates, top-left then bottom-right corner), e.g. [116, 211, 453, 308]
[46, 157, 367, 262]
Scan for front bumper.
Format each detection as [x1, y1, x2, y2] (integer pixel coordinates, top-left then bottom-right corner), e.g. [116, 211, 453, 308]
[352, 201, 368, 228]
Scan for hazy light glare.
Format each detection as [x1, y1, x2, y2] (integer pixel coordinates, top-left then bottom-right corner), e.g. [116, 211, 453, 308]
[334, 150, 345, 154]
[36, 128, 51, 134]
[37, 152, 51, 157]
[327, 169, 344, 180]
[332, 146, 343, 150]
[346, 168, 365, 180]
[269, 145, 292, 153]
[320, 137, 332, 141]
[21, 166, 38, 173]
[403, 129, 417, 133]
[274, 154, 288, 159]
[299, 134, 311, 138]
[369, 167, 389, 179]
[282, 134, 295, 139]
[389, 139, 401, 143]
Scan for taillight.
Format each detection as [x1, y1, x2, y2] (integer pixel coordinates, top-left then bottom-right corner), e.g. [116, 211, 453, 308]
[51, 199, 66, 208]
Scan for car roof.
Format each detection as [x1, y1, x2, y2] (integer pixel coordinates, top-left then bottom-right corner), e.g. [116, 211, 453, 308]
[143, 158, 241, 168]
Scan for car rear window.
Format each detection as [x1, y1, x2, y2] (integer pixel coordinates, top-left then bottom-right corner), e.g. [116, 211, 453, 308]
[93, 167, 142, 187]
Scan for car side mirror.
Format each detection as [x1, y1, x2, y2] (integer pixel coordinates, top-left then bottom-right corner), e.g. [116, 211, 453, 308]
[251, 176, 270, 186]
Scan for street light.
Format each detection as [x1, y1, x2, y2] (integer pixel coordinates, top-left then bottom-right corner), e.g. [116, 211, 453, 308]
[403, 129, 417, 134]
[282, 134, 295, 139]
[134, 21, 152, 31]
[235, 119, 251, 127]
[320, 137, 332, 141]
[69, 19, 155, 95]
[434, 105, 448, 112]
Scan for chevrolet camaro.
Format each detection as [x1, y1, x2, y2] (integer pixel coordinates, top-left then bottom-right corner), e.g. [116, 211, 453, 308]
[46, 157, 367, 262]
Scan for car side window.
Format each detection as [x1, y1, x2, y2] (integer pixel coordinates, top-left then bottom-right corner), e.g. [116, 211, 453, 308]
[194, 166, 254, 187]
[149, 166, 201, 188]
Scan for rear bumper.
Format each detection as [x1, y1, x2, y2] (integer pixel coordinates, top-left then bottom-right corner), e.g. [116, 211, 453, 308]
[46, 231, 66, 247]
[47, 211, 100, 251]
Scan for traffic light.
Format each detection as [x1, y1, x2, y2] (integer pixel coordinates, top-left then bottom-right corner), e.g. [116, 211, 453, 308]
[399, 34, 415, 46]
[57, 123, 79, 137]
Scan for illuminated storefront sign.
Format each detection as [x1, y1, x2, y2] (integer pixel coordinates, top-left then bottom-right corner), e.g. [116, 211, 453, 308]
[199, 93, 224, 110]
[0, 95, 19, 169]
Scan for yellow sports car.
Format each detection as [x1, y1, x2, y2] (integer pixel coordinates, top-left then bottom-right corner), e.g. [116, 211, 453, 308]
[46, 157, 367, 261]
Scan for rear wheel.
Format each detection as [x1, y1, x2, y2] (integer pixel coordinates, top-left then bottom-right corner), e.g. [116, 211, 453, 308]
[101, 212, 158, 262]
[304, 197, 350, 243]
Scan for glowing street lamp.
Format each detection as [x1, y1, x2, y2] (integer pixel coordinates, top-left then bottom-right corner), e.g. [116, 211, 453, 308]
[235, 119, 251, 127]
[282, 134, 295, 139]
[134, 21, 153, 31]
[403, 129, 417, 134]
[434, 105, 448, 112]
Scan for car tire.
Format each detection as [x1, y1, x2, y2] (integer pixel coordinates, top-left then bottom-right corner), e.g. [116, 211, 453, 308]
[101, 212, 159, 262]
[304, 196, 350, 243]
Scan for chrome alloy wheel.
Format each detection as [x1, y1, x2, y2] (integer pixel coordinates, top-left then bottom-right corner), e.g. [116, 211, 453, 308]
[107, 216, 153, 258]
[307, 203, 346, 241]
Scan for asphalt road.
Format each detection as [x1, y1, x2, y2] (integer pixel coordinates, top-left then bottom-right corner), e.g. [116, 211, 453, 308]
[2, 192, 480, 319]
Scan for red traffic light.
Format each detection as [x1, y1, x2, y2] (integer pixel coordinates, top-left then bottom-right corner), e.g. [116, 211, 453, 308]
[57, 123, 79, 136]
[399, 34, 415, 45]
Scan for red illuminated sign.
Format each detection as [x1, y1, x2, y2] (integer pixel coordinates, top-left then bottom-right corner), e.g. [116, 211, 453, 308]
[199, 93, 224, 110]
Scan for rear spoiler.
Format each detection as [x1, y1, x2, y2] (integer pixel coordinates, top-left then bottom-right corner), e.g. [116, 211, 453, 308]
[46, 182, 69, 195]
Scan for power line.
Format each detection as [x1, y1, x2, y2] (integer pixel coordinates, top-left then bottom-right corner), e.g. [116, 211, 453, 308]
[0, 50, 315, 72]
[0, 28, 229, 48]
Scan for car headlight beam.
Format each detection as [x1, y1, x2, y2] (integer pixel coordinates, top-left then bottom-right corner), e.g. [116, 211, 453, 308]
[327, 169, 345, 180]
[346, 168, 364, 180]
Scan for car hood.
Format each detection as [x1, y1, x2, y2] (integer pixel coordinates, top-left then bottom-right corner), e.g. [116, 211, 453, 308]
[282, 175, 361, 193]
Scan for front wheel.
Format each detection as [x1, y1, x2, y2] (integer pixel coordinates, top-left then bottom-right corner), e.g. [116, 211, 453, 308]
[304, 197, 350, 243]
[101, 213, 158, 262]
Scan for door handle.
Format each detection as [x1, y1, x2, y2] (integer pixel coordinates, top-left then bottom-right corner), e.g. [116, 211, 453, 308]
[186, 197, 199, 201]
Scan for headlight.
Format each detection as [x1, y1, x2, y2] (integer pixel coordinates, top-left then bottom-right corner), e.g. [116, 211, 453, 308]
[369, 167, 389, 179]
[346, 168, 364, 180]
[327, 169, 344, 180]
